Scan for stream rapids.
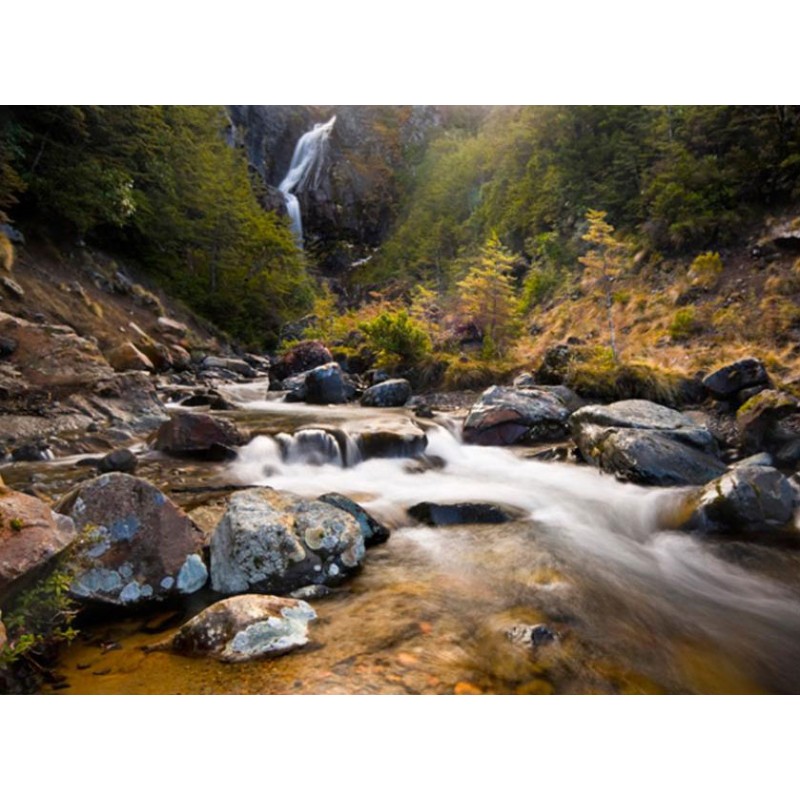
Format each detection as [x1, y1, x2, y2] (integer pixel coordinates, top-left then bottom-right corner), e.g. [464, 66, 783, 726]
[39, 385, 800, 694]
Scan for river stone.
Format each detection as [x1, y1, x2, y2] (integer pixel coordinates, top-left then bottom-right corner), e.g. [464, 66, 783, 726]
[690, 466, 798, 535]
[462, 385, 571, 446]
[160, 595, 316, 663]
[408, 502, 519, 526]
[154, 411, 242, 461]
[318, 492, 390, 546]
[305, 362, 347, 404]
[360, 379, 412, 408]
[210, 488, 366, 596]
[106, 342, 155, 373]
[56, 473, 208, 606]
[272, 340, 333, 380]
[571, 400, 725, 486]
[0, 487, 77, 606]
[702, 358, 770, 400]
[97, 448, 138, 474]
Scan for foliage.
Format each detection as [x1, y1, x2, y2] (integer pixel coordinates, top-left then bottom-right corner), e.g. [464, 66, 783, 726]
[441, 354, 516, 390]
[688, 251, 724, 289]
[456, 233, 521, 359]
[359, 309, 432, 370]
[669, 307, 702, 341]
[0, 234, 13, 272]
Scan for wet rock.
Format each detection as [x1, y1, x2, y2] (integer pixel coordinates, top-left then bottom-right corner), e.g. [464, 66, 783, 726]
[0, 488, 77, 605]
[154, 411, 242, 461]
[282, 371, 308, 402]
[272, 340, 333, 380]
[318, 492, 390, 546]
[11, 441, 51, 462]
[360, 378, 412, 408]
[305, 362, 347, 404]
[351, 418, 428, 459]
[159, 594, 316, 662]
[689, 466, 798, 536]
[462, 385, 571, 446]
[408, 502, 518, 526]
[97, 448, 138, 474]
[178, 391, 234, 411]
[201, 356, 256, 378]
[737, 390, 800, 466]
[290, 584, 333, 600]
[506, 623, 559, 648]
[571, 400, 725, 486]
[56, 473, 208, 606]
[702, 358, 770, 400]
[106, 342, 155, 373]
[210, 488, 366, 596]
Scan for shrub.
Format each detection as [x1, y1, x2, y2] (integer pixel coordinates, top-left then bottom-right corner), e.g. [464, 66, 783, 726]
[688, 251, 723, 290]
[359, 309, 432, 371]
[669, 307, 702, 341]
[441, 354, 515, 390]
[0, 234, 13, 272]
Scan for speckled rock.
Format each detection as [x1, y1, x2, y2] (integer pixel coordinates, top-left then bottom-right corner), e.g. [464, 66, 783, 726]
[0, 487, 77, 606]
[56, 473, 208, 606]
[318, 492, 390, 546]
[360, 379, 412, 408]
[154, 411, 242, 461]
[463, 385, 571, 446]
[689, 465, 799, 536]
[210, 488, 366, 595]
[160, 594, 316, 662]
[571, 399, 725, 486]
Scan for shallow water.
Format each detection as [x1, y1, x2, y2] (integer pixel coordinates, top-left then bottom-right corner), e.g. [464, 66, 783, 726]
[39, 394, 800, 694]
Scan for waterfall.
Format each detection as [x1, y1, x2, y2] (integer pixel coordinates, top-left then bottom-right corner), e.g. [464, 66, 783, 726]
[278, 115, 336, 244]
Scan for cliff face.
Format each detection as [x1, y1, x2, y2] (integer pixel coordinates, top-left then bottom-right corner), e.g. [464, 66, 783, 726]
[227, 105, 446, 272]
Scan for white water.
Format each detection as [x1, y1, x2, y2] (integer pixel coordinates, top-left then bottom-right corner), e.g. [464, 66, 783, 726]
[230, 419, 800, 688]
[278, 116, 336, 243]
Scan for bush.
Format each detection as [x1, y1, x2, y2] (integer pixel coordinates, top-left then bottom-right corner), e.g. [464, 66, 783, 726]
[359, 310, 432, 371]
[688, 251, 723, 290]
[441, 354, 515, 390]
[669, 307, 702, 341]
[0, 234, 13, 272]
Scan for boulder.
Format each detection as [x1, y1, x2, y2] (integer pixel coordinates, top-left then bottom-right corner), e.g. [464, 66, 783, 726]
[0, 488, 77, 606]
[210, 488, 366, 595]
[158, 594, 316, 662]
[137, 341, 174, 373]
[305, 362, 347, 404]
[154, 411, 242, 461]
[462, 385, 571, 446]
[282, 371, 309, 402]
[360, 378, 412, 408]
[272, 340, 333, 380]
[571, 399, 725, 486]
[169, 345, 192, 371]
[702, 358, 770, 400]
[201, 356, 256, 377]
[156, 316, 188, 337]
[736, 390, 800, 466]
[512, 375, 585, 411]
[350, 418, 428, 459]
[408, 502, 519, 526]
[689, 466, 798, 536]
[318, 492, 390, 546]
[106, 342, 155, 373]
[56, 473, 208, 606]
[98, 448, 138, 474]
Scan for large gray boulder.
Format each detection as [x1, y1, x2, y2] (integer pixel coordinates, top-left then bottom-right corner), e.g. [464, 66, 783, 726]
[462, 385, 571, 446]
[210, 488, 366, 595]
[689, 466, 798, 536]
[571, 399, 725, 486]
[360, 379, 412, 408]
[56, 473, 208, 606]
[157, 594, 316, 662]
[702, 358, 770, 400]
[305, 362, 348, 404]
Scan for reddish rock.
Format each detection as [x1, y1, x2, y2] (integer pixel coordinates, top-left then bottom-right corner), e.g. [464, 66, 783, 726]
[106, 342, 154, 373]
[272, 340, 333, 380]
[0, 487, 77, 606]
[154, 411, 243, 461]
[55, 473, 208, 606]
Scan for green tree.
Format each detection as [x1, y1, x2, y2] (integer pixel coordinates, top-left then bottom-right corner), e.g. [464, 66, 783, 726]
[578, 210, 630, 361]
[456, 233, 520, 359]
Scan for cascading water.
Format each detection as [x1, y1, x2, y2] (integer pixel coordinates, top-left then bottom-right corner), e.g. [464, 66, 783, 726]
[278, 115, 336, 243]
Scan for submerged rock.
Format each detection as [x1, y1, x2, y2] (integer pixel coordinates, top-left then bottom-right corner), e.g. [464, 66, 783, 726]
[56, 473, 208, 606]
[689, 465, 799, 536]
[506, 624, 559, 648]
[408, 502, 519, 526]
[160, 594, 316, 662]
[210, 488, 367, 596]
[571, 399, 725, 486]
[154, 411, 242, 461]
[360, 378, 412, 408]
[0, 488, 77, 606]
[462, 385, 571, 446]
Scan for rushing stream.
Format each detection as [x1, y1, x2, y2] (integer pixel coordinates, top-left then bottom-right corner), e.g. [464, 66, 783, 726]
[38, 388, 800, 694]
